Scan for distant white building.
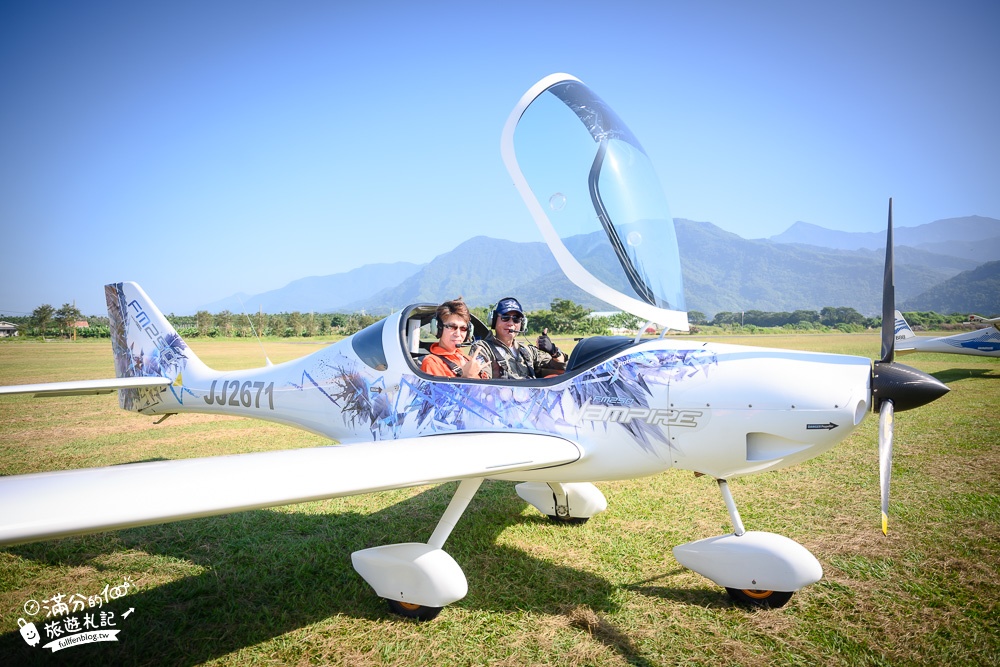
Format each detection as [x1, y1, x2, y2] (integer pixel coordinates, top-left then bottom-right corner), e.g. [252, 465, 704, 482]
[0, 321, 19, 337]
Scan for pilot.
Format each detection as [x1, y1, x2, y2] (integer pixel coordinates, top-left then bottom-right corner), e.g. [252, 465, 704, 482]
[470, 297, 566, 379]
[421, 299, 487, 379]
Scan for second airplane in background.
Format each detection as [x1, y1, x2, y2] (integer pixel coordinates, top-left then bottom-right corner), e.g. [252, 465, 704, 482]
[895, 311, 1000, 357]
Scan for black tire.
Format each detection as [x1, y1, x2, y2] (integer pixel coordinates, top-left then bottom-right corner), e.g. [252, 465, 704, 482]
[725, 587, 794, 609]
[386, 598, 443, 621]
[546, 514, 590, 525]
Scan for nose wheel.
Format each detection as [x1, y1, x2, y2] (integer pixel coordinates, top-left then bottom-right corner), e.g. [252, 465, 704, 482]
[386, 599, 443, 621]
[725, 587, 793, 609]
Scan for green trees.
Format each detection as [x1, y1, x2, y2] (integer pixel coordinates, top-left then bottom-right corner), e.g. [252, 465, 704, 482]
[55, 303, 83, 337]
[30, 304, 55, 337]
[15, 303, 94, 338]
[711, 307, 870, 329]
[196, 311, 213, 337]
[530, 299, 605, 335]
[820, 306, 865, 327]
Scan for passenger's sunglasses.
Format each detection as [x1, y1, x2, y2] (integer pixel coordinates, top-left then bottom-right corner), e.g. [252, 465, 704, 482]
[499, 314, 523, 323]
[443, 323, 469, 332]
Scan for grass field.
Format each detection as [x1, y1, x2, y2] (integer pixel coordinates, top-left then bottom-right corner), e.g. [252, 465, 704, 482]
[1, 335, 997, 666]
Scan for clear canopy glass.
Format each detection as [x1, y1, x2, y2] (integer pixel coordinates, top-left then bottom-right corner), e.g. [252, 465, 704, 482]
[502, 76, 687, 330]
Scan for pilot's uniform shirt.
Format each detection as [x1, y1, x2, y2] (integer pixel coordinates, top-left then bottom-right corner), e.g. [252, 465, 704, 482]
[469, 334, 556, 379]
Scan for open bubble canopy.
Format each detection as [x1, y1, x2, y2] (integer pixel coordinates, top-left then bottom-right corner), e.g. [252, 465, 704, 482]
[501, 74, 688, 332]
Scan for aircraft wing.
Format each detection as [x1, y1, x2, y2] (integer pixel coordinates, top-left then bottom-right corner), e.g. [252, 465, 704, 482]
[0, 432, 581, 546]
[0, 376, 172, 397]
[970, 314, 1000, 330]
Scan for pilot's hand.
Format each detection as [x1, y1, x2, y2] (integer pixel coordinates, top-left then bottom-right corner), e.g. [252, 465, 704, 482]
[538, 338, 558, 355]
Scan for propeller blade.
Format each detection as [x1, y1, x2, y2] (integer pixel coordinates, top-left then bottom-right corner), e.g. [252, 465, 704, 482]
[880, 198, 895, 364]
[878, 399, 895, 535]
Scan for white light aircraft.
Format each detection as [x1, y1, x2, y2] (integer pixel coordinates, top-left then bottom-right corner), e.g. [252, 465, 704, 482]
[894, 310, 1000, 357]
[0, 74, 950, 620]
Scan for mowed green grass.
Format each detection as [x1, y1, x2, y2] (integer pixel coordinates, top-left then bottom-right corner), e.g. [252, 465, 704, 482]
[1, 335, 997, 666]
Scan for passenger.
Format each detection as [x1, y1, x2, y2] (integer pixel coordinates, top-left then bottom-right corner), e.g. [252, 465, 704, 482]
[421, 299, 487, 379]
[470, 297, 567, 379]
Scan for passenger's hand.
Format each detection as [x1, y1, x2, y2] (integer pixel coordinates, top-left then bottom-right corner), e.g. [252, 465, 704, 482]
[462, 357, 483, 379]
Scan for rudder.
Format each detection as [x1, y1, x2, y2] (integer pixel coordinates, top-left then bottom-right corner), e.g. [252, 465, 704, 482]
[105, 282, 208, 411]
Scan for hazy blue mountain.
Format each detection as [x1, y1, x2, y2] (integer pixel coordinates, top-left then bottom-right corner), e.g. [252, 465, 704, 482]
[900, 261, 1000, 316]
[198, 262, 424, 313]
[918, 236, 1000, 264]
[200, 216, 998, 318]
[338, 237, 559, 313]
[674, 220, 949, 316]
[351, 221, 963, 317]
[769, 216, 1000, 262]
[344, 232, 659, 315]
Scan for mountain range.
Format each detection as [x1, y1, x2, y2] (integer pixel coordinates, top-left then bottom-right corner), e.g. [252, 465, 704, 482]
[200, 216, 1000, 318]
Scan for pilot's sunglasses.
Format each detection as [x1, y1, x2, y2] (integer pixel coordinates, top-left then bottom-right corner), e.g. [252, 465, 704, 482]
[443, 323, 469, 332]
[499, 314, 523, 323]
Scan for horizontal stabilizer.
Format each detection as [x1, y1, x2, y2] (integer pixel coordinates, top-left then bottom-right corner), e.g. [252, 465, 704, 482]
[0, 376, 172, 398]
[0, 432, 581, 546]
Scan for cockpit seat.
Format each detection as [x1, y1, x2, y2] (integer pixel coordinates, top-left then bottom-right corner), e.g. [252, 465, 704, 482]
[564, 336, 638, 373]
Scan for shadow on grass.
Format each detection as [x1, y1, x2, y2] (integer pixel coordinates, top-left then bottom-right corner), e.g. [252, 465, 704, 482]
[0, 480, 647, 666]
[625, 570, 733, 609]
[933, 368, 999, 384]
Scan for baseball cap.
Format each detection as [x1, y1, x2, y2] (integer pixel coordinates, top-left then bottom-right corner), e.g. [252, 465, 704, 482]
[495, 297, 523, 315]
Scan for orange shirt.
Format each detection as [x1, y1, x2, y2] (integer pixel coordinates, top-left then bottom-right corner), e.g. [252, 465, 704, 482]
[421, 343, 484, 378]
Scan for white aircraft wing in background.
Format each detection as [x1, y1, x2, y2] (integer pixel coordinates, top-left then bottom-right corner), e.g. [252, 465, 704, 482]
[969, 314, 1000, 328]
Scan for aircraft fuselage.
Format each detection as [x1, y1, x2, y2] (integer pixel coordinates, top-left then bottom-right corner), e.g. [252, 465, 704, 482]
[130, 309, 873, 483]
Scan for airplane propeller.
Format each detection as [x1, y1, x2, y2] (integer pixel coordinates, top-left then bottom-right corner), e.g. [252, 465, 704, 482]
[869, 198, 949, 534]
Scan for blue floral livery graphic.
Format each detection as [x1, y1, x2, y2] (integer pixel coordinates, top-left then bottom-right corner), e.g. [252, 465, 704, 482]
[106, 282, 190, 411]
[325, 348, 717, 450]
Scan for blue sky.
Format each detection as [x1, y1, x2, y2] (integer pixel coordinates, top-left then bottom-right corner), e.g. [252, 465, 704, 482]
[2, 1, 997, 316]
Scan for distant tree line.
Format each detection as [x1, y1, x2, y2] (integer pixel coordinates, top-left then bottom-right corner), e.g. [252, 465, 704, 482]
[3, 304, 111, 338]
[694, 307, 972, 333]
[169, 310, 384, 339]
[1, 300, 978, 340]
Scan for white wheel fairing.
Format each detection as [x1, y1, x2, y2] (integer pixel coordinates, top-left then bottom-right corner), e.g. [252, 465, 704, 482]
[673, 531, 823, 593]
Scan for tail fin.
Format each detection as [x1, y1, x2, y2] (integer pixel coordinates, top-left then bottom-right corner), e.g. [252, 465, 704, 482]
[105, 282, 209, 411]
[893, 310, 916, 341]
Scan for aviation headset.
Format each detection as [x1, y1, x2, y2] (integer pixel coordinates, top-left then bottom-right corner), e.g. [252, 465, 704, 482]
[488, 297, 528, 332]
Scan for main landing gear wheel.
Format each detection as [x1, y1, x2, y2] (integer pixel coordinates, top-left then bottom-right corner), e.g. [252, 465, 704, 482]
[546, 514, 589, 524]
[725, 587, 794, 609]
[385, 599, 443, 621]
